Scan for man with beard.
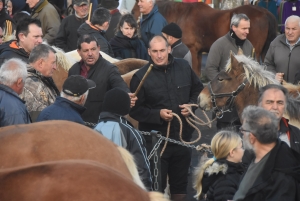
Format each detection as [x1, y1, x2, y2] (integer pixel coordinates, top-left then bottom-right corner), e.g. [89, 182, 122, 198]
[205, 13, 253, 131]
[258, 84, 300, 153]
[234, 105, 300, 201]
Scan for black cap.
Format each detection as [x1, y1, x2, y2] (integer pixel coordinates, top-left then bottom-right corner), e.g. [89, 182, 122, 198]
[73, 0, 88, 6]
[102, 88, 130, 116]
[162, 22, 182, 39]
[63, 75, 96, 97]
[100, 0, 119, 10]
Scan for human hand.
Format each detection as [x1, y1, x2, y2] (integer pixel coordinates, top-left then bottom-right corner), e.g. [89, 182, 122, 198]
[275, 73, 284, 83]
[179, 104, 191, 117]
[128, 93, 138, 108]
[160, 109, 173, 122]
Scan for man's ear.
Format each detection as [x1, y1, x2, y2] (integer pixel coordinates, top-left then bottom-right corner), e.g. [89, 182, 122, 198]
[16, 78, 23, 87]
[18, 32, 25, 42]
[167, 45, 171, 54]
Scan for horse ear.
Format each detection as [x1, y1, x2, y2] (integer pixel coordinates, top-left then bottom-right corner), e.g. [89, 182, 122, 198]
[230, 53, 243, 73]
[237, 48, 244, 55]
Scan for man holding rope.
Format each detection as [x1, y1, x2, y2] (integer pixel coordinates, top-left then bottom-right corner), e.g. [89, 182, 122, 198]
[130, 35, 203, 201]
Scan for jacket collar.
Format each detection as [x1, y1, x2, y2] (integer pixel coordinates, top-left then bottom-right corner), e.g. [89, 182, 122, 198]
[32, 0, 48, 14]
[141, 4, 159, 22]
[99, 111, 126, 123]
[171, 39, 182, 50]
[0, 84, 25, 103]
[55, 96, 86, 114]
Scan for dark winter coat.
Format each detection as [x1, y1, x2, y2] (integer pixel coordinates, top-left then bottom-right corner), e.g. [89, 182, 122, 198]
[36, 96, 85, 124]
[202, 159, 245, 201]
[0, 40, 29, 66]
[95, 112, 152, 190]
[55, 14, 87, 52]
[171, 39, 192, 67]
[68, 56, 129, 123]
[77, 22, 114, 57]
[140, 4, 167, 48]
[110, 31, 149, 60]
[265, 34, 300, 83]
[237, 139, 300, 201]
[105, 9, 121, 41]
[0, 84, 31, 126]
[129, 55, 203, 142]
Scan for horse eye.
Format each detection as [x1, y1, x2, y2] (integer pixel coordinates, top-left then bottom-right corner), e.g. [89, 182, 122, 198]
[218, 77, 224, 81]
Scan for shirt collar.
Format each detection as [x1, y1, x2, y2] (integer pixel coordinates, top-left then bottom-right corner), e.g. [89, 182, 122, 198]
[286, 37, 300, 50]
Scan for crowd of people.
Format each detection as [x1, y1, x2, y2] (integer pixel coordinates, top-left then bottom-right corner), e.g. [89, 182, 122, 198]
[0, 0, 300, 201]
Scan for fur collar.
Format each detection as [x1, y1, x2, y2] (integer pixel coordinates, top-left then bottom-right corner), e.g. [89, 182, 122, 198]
[205, 161, 228, 176]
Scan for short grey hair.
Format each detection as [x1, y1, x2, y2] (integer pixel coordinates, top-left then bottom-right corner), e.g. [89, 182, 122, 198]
[242, 105, 278, 144]
[230, 13, 250, 28]
[285, 15, 300, 27]
[0, 58, 27, 86]
[28, 44, 56, 64]
[258, 84, 288, 106]
[147, 0, 155, 3]
[61, 90, 89, 102]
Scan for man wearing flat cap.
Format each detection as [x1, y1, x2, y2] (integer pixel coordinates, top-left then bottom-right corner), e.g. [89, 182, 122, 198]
[99, 0, 120, 41]
[55, 0, 89, 52]
[37, 75, 96, 124]
[162, 22, 192, 67]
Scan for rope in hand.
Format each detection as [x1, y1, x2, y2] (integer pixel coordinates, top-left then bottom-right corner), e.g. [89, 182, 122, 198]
[160, 104, 217, 156]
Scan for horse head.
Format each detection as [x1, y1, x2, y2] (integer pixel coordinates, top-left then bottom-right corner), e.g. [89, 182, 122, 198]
[198, 52, 277, 118]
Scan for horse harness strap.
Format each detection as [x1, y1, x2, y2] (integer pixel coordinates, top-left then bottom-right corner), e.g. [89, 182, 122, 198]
[208, 79, 248, 117]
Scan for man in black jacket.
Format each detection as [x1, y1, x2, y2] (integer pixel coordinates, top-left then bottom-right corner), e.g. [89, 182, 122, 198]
[55, 0, 88, 52]
[130, 35, 203, 201]
[77, 7, 114, 57]
[94, 87, 152, 190]
[0, 18, 43, 65]
[234, 106, 300, 201]
[258, 84, 300, 154]
[68, 34, 136, 124]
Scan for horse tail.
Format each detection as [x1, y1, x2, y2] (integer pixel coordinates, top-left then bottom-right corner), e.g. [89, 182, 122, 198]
[117, 146, 146, 190]
[148, 192, 170, 201]
[261, 11, 277, 61]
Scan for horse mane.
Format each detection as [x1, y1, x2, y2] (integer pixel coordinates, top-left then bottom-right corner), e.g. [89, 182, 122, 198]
[226, 54, 279, 88]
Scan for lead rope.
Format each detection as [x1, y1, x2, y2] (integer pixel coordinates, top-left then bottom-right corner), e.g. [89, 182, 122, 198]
[160, 104, 217, 156]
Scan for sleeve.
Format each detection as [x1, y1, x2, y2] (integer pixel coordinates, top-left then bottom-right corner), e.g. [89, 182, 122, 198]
[129, 73, 162, 124]
[109, 65, 130, 93]
[147, 16, 167, 43]
[264, 42, 277, 74]
[212, 178, 238, 201]
[189, 67, 204, 104]
[184, 51, 193, 68]
[55, 19, 68, 51]
[40, 8, 61, 45]
[205, 41, 223, 81]
[127, 128, 152, 190]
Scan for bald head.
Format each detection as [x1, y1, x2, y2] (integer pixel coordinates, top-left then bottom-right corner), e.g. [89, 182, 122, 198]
[148, 35, 171, 66]
[148, 35, 169, 49]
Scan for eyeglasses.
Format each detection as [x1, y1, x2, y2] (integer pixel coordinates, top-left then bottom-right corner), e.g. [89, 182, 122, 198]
[239, 127, 251, 133]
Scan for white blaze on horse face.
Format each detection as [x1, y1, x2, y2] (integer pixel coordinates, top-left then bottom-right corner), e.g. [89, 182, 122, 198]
[198, 90, 212, 110]
[232, 19, 250, 40]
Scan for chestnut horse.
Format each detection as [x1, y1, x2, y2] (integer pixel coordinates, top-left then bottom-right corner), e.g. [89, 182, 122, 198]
[132, 0, 277, 76]
[0, 161, 159, 201]
[198, 53, 300, 127]
[0, 120, 145, 189]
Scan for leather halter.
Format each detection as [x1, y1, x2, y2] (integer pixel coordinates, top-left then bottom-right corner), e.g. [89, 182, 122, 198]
[208, 79, 248, 118]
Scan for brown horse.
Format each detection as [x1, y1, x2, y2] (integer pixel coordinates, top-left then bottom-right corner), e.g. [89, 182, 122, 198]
[0, 120, 145, 189]
[0, 161, 153, 201]
[132, 0, 277, 76]
[197, 53, 300, 126]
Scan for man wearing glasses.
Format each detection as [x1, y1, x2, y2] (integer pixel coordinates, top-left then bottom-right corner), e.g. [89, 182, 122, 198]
[233, 105, 300, 201]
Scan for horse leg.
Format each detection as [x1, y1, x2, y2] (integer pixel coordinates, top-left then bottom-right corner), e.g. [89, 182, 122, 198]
[190, 47, 201, 77]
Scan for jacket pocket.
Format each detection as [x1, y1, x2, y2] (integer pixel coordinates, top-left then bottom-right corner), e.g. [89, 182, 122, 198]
[177, 84, 191, 104]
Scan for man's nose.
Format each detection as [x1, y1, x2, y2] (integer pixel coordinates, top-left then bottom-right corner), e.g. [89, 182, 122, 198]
[37, 37, 43, 43]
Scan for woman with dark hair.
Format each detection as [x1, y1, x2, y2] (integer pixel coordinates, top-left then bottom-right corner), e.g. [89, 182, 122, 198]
[109, 13, 148, 60]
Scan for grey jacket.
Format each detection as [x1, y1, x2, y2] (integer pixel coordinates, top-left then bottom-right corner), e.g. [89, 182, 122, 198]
[171, 39, 192, 68]
[265, 34, 300, 83]
[205, 32, 253, 81]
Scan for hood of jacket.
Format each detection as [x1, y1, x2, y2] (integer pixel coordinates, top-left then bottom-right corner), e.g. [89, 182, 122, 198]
[0, 40, 29, 57]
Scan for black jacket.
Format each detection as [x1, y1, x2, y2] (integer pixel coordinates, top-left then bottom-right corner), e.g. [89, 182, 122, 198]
[55, 14, 87, 52]
[110, 31, 149, 60]
[77, 22, 114, 57]
[129, 55, 203, 141]
[202, 159, 245, 201]
[105, 9, 121, 41]
[237, 140, 300, 201]
[68, 56, 129, 123]
[0, 40, 29, 66]
[279, 118, 300, 154]
[95, 112, 152, 190]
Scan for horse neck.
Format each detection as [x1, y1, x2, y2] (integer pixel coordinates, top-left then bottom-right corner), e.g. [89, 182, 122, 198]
[235, 84, 259, 118]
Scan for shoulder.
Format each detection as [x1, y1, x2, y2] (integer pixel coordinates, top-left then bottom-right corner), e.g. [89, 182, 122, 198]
[211, 35, 229, 48]
[134, 64, 150, 79]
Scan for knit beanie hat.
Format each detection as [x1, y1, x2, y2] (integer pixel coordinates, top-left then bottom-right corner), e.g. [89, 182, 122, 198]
[102, 88, 130, 116]
[161, 22, 182, 39]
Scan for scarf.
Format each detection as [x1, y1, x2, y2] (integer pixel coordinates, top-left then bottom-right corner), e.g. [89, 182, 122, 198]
[230, 29, 246, 47]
